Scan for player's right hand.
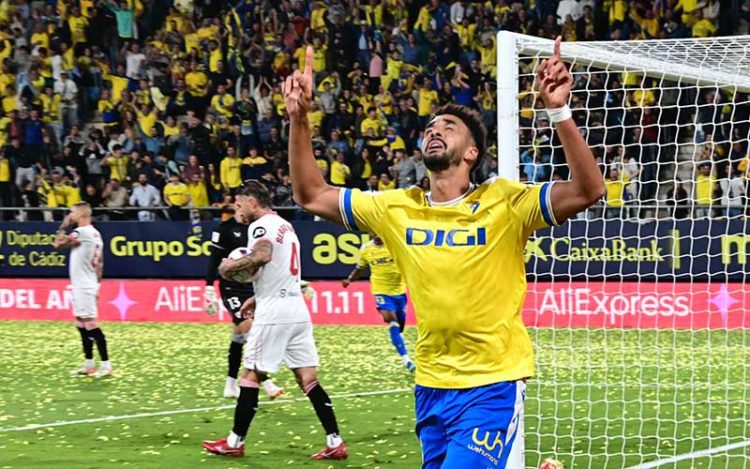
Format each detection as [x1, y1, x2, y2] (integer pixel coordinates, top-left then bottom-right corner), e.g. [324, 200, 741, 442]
[203, 285, 219, 317]
[283, 46, 313, 119]
[342, 279, 351, 288]
[239, 296, 256, 319]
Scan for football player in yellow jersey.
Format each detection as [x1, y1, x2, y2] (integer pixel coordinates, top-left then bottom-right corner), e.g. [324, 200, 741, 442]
[343, 236, 415, 372]
[285, 40, 604, 468]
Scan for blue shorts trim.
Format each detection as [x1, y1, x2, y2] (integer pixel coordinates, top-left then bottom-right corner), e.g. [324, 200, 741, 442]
[374, 294, 407, 314]
[415, 381, 526, 469]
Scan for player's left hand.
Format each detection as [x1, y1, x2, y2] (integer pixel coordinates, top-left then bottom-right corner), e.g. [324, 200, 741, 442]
[203, 285, 219, 317]
[60, 213, 73, 230]
[239, 296, 256, 319]
[536, 36, 573, 109]
[283, 46, 313, 120]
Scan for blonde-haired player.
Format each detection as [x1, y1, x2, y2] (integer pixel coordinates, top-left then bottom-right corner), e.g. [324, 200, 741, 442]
[343, 235, 414, 371]
[52, 202, 111, 378]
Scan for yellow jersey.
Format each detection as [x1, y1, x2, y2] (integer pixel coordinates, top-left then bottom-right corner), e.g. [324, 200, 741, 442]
[695, 174, 715, 204]
[605, 176, 629, 207]
[356, 241, 406, 296]
[0, 157, 9, 182]
[418, 89, 438, 117]
[163, 182, 190, 206]
[330, 161, 351, 186]
[220, 156, 242, 189]
[187, 181, 209, 207]
[339, 178, 557, 388]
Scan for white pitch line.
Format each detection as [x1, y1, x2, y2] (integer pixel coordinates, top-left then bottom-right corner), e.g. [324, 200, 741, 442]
[626, 439, 750, 468]
[0, 387, 412, 433]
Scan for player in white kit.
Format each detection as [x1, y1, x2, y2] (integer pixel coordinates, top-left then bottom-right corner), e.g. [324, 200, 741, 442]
[52, 202, 112, 378]
[202, 180, 347, 460]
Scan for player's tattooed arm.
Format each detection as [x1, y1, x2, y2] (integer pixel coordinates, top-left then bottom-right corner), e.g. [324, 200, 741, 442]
[342, 267, 364, 288]
[52, 232, 80, 250]
[218, 239, 273, 280]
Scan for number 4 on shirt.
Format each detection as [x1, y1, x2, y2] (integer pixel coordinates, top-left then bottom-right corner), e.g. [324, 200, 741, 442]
[290, 241, 300, 276]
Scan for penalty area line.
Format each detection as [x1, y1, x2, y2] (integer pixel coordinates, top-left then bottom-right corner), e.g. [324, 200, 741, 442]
[627, 439, 750, 468]
[0, 387, 413, 433]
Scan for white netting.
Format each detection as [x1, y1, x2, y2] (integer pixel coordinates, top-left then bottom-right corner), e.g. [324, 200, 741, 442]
[499, 33, 750, 469]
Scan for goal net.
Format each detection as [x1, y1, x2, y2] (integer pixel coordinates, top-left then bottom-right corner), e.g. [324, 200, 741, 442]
[496, 32, 750, 468]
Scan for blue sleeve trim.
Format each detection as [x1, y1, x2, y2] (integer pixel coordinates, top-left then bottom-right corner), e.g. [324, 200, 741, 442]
[341, 188, 359, 231]
[539, 182, 558, 226]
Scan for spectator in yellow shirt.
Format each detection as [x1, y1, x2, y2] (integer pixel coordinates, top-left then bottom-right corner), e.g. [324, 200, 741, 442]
[694, 162, 716, 218]
[101, 145, 131, 182]
[42, 170, 82, 209]
[691, 10, 717, 37]
[329, 151, 351, 186]
[163, 174, 190, 220]
[604, 167, 630, 219]
[68, 7, 89, 45]
[185, 61, 209, 98]
[187, 173, 209, 208]
[417, 79, 438, 118]
[378, 172, 396, 191]
[211, 84, 235, 119]
[311, 36, 327, 73]
[30, 22, 49, 51]
[361, 108, 385, 138]
[220, 146, 242, 192]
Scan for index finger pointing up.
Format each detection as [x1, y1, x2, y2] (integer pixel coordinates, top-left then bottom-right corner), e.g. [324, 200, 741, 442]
[305, 45, 314, 78]
[553, 36, 562, 59]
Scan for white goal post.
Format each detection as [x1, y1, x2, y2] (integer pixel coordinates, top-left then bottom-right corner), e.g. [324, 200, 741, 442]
[497, 32, 750, 469]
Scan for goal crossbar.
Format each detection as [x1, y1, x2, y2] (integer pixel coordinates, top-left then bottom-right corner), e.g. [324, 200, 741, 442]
[504, 32, 750, 91]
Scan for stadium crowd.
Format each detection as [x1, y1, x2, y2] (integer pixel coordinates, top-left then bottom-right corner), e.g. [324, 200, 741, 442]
[0, 0, 748, 222]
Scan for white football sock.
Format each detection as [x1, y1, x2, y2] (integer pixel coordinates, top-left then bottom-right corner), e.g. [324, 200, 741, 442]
[262, 379, 281, 395]
[85, 359, 95, 368]
[326, 433, 343, 448]
[100, 360, 111, 369]
[226, 376, 237, 387]
[227, 431, 244, 448]
[401, 355, 413, 365]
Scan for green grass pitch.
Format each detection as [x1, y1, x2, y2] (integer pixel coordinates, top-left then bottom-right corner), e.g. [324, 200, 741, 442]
[0, 322, 747, 468]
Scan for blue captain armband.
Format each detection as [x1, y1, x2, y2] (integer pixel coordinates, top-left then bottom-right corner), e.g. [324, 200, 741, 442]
[540, 182, 560, 227]
[338, 188, 359, 231]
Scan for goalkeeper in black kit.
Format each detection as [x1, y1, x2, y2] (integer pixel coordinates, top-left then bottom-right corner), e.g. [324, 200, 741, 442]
[204, 209, 285, 399]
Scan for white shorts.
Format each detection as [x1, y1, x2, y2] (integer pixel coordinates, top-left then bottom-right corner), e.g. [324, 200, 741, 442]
[244, 321, 320, 373]
[72, 288, 99, 319]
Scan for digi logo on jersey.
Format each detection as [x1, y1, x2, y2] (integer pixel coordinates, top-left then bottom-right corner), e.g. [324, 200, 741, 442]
[405, 227, 487, 247]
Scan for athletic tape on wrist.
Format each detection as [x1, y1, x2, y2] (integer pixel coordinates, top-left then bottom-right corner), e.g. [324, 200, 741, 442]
[546, 105, 572, 123]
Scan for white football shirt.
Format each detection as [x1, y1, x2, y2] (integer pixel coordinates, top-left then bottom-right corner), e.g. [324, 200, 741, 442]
[69, 225, 103, 289]
[247, 213, 309, 324]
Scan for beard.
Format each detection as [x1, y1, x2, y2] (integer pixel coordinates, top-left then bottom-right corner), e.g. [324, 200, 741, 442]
[423, 147, 462, 172]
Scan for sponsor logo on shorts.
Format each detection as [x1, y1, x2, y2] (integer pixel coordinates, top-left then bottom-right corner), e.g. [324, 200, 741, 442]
[467, 428, 504, 465]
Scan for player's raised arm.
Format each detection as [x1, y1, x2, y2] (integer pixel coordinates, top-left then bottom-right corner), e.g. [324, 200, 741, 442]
[52, 214, 81, 250]
[218, 239, 273, 280]
[538, 37, 605, 222]
[285, 46, 343, 224]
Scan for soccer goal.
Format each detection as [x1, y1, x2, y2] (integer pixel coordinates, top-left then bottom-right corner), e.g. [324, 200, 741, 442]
[497, 32, 750, 468]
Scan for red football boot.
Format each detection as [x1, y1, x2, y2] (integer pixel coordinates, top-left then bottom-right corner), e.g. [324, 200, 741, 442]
[202, 438, 245, 457]
[311, 442, 348, 460]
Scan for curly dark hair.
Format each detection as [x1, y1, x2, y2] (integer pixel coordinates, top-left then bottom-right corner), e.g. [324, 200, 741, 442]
[431, 103, 487, 159]
[237, 179, 273, 208]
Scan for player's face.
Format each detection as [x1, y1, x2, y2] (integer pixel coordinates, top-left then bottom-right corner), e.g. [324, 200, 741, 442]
[422, 115, 474, 172]
[234, 209, 249, 224]
[235, 194, 261, 221]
